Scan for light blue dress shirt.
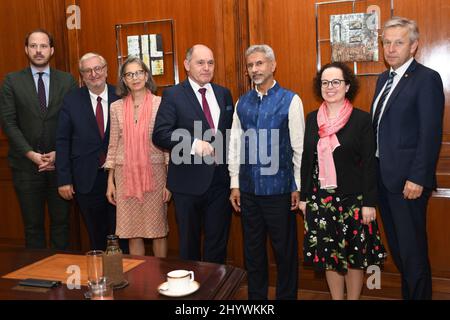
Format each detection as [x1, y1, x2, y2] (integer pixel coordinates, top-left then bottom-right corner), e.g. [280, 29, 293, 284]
[30, 65, 50, 107]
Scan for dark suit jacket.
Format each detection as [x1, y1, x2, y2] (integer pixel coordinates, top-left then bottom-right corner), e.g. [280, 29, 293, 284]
[370, 60, 445, 193]
[152, 79, 234, 195]
[0, 67, 77, 173]
[301, 108, 378, 207]
[56, 85, 119, 194]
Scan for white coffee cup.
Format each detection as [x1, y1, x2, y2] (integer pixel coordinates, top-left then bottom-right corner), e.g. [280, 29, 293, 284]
[167, 270, 195, 293]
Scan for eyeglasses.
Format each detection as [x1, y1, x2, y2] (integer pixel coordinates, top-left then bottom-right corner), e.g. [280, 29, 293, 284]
[80, 65, 106, 75]
[321, 79, 347, 88]
[123, 70, 146, 80]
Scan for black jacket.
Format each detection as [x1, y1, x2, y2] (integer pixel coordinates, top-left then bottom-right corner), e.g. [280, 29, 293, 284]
[300, 107, 377, 207]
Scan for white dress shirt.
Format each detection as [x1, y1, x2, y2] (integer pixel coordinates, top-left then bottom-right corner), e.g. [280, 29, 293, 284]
[189, 77, 221, 154]
[188, 77, 221, 130]
[228, 81, 305, 191]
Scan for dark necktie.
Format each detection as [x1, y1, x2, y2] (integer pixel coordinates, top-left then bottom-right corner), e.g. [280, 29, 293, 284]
[372, 71, 396, 139]
[198, 88, 215, 132]
[96, 96, 106, 166]
[37, 72, 47, 113]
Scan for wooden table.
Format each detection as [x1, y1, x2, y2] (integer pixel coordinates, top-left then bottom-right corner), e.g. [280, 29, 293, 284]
[0, 247, 246, 300]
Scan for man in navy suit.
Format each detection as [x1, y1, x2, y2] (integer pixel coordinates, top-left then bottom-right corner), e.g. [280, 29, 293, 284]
[371, 17, 445, 299]
[56, 53, 122, 251]
[153, 44, 233, 263]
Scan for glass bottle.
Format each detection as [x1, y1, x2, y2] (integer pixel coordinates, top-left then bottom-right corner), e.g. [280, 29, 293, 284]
[102, 234, 125, 288]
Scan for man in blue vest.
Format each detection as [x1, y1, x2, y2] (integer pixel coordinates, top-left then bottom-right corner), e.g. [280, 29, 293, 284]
[229, 44, 305, 299]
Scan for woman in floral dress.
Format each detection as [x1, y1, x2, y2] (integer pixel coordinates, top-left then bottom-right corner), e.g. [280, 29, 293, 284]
[300, 62, 386, 299]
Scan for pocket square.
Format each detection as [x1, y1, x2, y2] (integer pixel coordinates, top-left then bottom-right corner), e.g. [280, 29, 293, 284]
[225, 105, 233, 111]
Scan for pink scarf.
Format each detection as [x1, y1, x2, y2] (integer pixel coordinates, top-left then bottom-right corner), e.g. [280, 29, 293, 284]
[123, 90, 155, 201]
[317, 99, 353, 189]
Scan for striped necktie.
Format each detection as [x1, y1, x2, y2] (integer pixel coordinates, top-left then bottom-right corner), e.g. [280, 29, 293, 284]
[372, 71, 396, 139]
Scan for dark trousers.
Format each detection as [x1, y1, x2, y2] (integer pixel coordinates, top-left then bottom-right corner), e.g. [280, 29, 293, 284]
[172, 169, 231, 264]
[240, 192, 298, 300]
[378, 175, 432, 300]
[12, 169, 70, 250]
[75, 170, 127, 252]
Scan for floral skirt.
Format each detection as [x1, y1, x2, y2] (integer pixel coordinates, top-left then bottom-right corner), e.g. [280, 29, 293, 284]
[303, 188, 387, 273]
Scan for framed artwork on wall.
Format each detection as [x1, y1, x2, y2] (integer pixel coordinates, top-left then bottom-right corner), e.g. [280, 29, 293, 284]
[115, 19, 179, 91]
[315, 0, 394, 76]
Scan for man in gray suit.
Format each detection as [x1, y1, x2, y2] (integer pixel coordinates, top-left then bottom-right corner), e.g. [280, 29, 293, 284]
[0, 29, 77, 249]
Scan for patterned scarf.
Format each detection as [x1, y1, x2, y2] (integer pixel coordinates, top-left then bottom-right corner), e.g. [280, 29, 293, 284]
[317, 99, 353, 189]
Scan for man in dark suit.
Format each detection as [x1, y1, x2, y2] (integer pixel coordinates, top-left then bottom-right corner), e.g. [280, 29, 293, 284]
[56, 53, 125, 251]
[371, 17, 445, 300]
[153, 44, 233, 263]
[0, 29, 77, 249]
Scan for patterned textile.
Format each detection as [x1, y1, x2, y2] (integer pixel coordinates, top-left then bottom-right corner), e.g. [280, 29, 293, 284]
[303, 155, 386, 273]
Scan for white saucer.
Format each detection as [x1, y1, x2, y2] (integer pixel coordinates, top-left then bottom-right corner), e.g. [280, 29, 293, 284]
[157, 281, 200, 297]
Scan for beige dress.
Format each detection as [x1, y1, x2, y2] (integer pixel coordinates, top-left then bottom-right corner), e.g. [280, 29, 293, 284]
[105, 96, 169, 239]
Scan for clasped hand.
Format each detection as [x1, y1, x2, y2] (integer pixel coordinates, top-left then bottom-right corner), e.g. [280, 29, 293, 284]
[28, 151, 56, 172]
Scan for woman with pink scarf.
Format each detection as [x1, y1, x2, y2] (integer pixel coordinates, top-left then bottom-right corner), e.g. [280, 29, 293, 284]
[300, 62, 386, 299]
[105, 57, 170, 256]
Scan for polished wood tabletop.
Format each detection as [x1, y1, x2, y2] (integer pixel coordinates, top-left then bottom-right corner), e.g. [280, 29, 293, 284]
[0, 247, 246, 300]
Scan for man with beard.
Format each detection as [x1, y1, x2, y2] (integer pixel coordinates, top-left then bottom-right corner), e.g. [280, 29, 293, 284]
[0, 29, 77, 249]
[228, 44, 304, 299]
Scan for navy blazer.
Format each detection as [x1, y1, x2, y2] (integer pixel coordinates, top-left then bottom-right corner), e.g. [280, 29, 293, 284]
[152, 80, 234, 195]
[56, 84, 119, 193]
[371, 60, 444, 193]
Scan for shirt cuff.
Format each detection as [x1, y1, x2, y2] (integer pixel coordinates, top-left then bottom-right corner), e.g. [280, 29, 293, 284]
[190, 138, 199, 155]
[230, 176, 239, 189]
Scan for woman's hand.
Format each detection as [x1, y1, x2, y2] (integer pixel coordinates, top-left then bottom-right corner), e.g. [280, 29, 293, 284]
[299, 201, 307, 217]
[361, 206, 376, 225]
[106, 181, 117, 206]
[162, 187, 172, 203]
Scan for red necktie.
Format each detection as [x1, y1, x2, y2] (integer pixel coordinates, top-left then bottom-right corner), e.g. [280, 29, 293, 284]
[96, 96, 104, 139]
[96, 96, 105, 166]
[198, 88, 215, 132]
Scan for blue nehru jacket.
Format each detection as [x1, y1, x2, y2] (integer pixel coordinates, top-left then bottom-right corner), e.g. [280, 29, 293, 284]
[237, 82, 297, 195]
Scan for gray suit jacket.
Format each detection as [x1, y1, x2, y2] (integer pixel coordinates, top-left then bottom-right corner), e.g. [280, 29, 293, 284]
[0, 67, 77, 172]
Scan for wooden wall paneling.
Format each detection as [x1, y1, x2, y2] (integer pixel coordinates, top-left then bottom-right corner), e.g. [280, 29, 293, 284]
[65, 0, 82, 84]
[217, 0, 250, 268]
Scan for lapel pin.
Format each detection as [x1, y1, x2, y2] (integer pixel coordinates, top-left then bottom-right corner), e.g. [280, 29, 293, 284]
[404, 74, 409, 78]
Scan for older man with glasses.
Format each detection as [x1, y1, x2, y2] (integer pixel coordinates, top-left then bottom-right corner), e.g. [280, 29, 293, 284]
[56, 52, 127, 251]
